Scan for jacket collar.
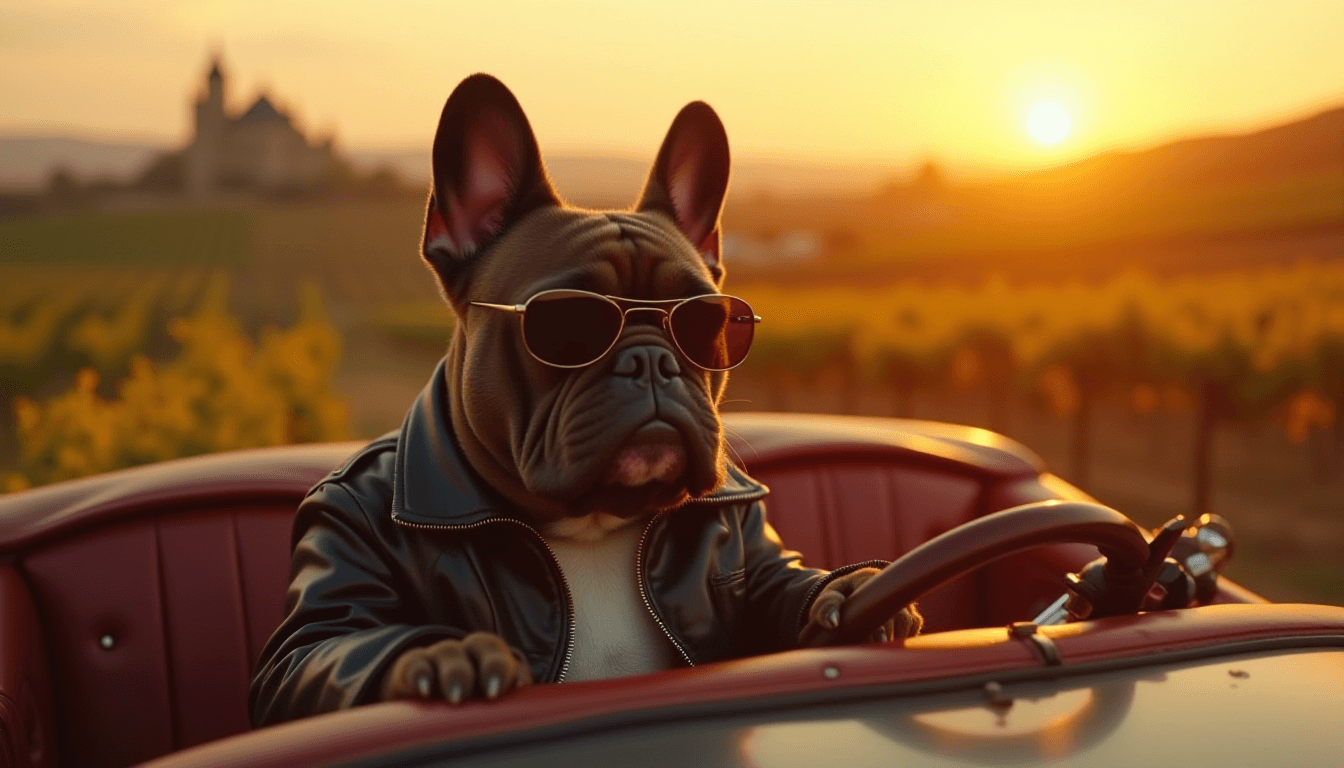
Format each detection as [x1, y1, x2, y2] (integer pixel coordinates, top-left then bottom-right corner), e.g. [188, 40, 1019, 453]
[391, 359, 767, 528]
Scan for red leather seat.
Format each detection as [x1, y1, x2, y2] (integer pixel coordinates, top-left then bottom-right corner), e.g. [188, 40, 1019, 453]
[0, 445, 357, 768]
[0, 414, 1207, 767]
[21, 507, 296, 767]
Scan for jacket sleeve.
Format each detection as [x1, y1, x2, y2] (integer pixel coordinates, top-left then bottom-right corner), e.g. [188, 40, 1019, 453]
[738, 498, 887, 654]
[248, 482, 460, 727]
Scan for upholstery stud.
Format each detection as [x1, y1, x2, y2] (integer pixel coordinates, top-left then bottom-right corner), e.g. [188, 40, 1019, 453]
[23, 520, 176, 768]
[99, 634, 115, 650]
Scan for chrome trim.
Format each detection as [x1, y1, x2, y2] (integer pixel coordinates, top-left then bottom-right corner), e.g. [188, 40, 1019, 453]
[1009, 621, 1063, 666]
[1186, 552, 1214, 577]
[1033, 593, 1072, 626]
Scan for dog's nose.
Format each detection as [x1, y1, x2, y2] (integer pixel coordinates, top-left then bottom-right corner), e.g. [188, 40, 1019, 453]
[612, 345, 681, 383]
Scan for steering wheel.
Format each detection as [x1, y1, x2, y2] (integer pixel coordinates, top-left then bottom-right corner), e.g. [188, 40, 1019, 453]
[799, 500, 1153, 646]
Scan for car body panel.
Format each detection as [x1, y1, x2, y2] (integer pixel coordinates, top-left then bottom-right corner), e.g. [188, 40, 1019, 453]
[139, 603, 1344, 768]
[389, 649, 1344, 768]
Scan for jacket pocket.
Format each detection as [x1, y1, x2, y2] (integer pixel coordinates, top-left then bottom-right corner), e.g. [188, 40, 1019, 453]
[709, 568, 746, 588]
[707, 566, 747, 641]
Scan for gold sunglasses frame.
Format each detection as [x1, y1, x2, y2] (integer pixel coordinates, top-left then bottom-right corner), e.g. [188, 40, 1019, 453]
[469, 289, 762, 371]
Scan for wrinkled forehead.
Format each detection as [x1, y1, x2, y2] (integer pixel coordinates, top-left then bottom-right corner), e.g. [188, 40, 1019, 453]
[472, 207, 719, 303]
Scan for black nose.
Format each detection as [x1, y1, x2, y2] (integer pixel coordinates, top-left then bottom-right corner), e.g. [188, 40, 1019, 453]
[612, 345, 681, 384]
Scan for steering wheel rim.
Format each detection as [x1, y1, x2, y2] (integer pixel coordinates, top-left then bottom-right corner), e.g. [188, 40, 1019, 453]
[800, 500, 1151, 646]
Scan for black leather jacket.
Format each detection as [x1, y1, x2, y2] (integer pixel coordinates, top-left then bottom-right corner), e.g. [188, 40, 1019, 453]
[250, 362, 874, 727]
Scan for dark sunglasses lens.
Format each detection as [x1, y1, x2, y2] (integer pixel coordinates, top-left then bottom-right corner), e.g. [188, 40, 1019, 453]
[523, 293, 623, 367]
[669, 296, 755, 370]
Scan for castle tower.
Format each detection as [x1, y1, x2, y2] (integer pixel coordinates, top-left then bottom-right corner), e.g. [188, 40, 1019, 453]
[186, 57, 227, 197]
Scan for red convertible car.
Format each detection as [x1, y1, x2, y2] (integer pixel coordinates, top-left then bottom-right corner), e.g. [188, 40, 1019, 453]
[1, 412, 1341, 768]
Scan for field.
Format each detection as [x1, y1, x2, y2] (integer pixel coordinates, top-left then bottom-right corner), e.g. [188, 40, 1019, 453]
[2, 198, 1342, 606]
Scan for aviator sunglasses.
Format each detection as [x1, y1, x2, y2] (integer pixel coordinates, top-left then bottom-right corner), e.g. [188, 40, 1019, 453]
[470, 290, 761, 371]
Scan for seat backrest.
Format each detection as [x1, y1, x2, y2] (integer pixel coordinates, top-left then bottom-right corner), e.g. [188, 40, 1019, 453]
[21, 504, 296, 768]
[1, 443, 355, 768]
[751, 461, 984, 632]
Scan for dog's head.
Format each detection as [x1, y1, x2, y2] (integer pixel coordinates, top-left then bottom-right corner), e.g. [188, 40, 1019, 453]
[421, 74, 737, 538]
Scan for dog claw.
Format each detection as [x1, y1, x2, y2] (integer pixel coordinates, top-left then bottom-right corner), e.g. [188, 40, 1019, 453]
[448, 682, 464, 704]
[825, 608, 840, 630]
[877, 627, 889, 643]
[416, 675, 431, 699]
[485, 674, 501, 699]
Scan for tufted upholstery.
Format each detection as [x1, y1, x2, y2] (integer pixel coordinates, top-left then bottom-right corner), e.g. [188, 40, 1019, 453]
[752, 463, 983, 631]
[0, 565, 56, 768]
[20, 507, 295, 767]
[0, 415, 1154, 767]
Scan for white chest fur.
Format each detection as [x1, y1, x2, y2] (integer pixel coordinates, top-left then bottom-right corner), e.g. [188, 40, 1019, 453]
[543, 520, 673, 682]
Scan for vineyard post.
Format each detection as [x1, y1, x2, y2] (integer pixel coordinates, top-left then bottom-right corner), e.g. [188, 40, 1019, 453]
[1336, 382, 1344, 477]
[960, 331, 1015, 437]
[879, 353, 924, 419]
[761, 367, 794, 412]
[839, 358, 861, 415]
[834, 343, 861, 415]
[1332, 379, 1344, 474]
[1308, 426, 1335, 482]
[987, 379, 1011, 437]
[1070, 377, 1094, 491]
[0, 397, 16, 471]
[889, 383, 914, 418]
[1191, 379, 1221, 518]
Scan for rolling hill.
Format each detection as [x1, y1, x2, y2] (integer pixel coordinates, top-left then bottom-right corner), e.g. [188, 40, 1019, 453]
[723, 104, 1344, 278]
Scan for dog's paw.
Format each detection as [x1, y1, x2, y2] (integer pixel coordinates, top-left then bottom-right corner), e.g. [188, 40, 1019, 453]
[798, 568, 923, 646]
[380, 632, 532, 704]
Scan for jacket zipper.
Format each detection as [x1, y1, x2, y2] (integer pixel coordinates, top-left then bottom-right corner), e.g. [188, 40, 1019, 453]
[392, 514, 577, 683]
[635, 488, 771, 670]
[635, 507, 694, 668]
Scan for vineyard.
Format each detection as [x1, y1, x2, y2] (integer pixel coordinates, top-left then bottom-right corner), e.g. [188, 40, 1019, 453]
[0, 208, 247, 266]
[733, 266, 1344, 511]
[739, 266, 1344, 403]
[3, 274, 348, 490]
[0, 266, 219, 390]
[4, 214, 1341, 501]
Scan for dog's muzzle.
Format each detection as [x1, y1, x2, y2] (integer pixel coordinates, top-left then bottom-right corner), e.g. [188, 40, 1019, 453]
[602, 420, 687, 487]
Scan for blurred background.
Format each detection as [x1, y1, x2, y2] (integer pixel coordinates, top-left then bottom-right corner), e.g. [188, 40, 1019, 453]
[2, 1, 1341, 604]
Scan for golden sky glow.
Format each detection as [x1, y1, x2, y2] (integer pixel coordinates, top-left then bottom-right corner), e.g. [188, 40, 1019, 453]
[2, 0, 1343, 176]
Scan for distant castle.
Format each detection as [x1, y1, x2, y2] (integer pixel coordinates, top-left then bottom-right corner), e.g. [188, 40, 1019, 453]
[184, 56, 337, 197]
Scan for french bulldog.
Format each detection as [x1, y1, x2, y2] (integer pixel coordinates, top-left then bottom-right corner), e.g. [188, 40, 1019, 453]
[373, 74, 921, 704]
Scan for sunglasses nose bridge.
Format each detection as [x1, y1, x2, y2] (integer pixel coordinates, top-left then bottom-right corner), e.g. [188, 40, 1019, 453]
[620, 306, 671, 330]
[609, 306, 677, 360]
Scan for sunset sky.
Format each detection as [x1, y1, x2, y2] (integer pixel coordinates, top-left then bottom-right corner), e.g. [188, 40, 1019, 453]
[3, 0, 1342, 176]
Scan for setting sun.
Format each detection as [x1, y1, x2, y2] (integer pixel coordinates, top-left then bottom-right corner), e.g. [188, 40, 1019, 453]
[1026, 100, 1072, 145]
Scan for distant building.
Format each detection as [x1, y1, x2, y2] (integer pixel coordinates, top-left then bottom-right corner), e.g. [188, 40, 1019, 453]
[184, 56, 337, 197]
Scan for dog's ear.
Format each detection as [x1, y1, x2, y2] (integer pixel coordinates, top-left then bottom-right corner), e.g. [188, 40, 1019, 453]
[636, 102, 731, 280]
[422, 74, 558, 285]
